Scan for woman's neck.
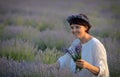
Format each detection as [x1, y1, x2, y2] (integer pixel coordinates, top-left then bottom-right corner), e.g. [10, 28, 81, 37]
[79, 33, 92, 44]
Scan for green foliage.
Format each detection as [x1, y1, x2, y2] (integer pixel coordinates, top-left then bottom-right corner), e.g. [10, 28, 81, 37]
[15, 16, 24, 25]
[36, 40, 47, 50]
[110, 68, 120, 77]
[99, 31, 110, 38]
[0, 39, 37, 61]
[43, 39, 66, 50]
[110, 4, 120, 15]
[3, 18, 15, 25]
[2, 16, 54, 32]
[91, 30, 110, 38]
[37, 22, 54, 32]
[113, 31, 120, 40]
[36, 48, 63, 64]
[39, 29, 73, 50]
[0, 24, 5, 40]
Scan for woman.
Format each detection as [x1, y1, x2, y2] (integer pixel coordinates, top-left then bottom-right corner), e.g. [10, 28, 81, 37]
[51, 13, 109, 77]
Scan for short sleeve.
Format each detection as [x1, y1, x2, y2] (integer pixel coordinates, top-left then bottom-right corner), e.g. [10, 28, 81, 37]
[92, 41, 108, 77]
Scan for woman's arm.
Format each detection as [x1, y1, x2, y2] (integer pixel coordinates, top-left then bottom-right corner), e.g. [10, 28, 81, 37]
[76, 59, 100, 76]
[76, 40, 109, 76]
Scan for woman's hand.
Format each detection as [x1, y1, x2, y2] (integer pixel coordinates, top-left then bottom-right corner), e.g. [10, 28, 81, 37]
[76, 59, 100, 76]
[76, 59, 89, 69]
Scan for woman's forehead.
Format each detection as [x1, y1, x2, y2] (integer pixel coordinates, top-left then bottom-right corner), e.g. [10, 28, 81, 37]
[70, 24, 83, 27]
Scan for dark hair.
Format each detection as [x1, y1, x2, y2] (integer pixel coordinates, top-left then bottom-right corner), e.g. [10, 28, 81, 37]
[66, 13, 91, 33]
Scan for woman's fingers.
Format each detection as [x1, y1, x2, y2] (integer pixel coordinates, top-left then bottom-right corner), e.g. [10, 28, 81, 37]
[76, 59, 86, 68]
[76, 61, 83, 68]
[76, 59, 84, 62]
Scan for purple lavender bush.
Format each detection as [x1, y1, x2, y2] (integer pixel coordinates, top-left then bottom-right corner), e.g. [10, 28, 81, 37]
[37, 29, 74, 50]
[1, 26, 74, 50]
[0, 57, 79, 77]
[100, 37, 120, 76]
[35, 48, 64, 64]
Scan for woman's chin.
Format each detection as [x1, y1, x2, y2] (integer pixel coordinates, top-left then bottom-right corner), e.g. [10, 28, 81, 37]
[75, 35, 82, 39]
[75, 35, 80, 38]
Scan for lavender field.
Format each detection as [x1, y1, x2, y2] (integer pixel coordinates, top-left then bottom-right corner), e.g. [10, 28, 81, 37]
[0, 0, 120, 77]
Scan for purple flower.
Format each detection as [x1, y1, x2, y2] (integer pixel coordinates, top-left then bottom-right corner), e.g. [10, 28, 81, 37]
[62, 43, 82, 71]
[62, 48, 75, 60]
[62, 43, 82, 61]
[75, 43, 82, 53]
[74, 43, 82, 59]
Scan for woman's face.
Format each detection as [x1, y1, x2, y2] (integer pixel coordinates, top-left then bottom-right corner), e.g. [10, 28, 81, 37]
[70, 24, 87, 38]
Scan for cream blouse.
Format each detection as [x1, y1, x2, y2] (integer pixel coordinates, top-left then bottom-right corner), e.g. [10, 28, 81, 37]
[58, 37, 109, 77]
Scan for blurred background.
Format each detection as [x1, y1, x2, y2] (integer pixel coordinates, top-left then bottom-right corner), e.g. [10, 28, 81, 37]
[0, 0, 120, 77]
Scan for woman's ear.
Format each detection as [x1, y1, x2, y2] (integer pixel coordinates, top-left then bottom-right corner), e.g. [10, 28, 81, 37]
[85, 26, 88, 32]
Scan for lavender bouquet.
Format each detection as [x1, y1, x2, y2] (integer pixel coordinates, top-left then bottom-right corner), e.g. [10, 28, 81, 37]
[63, 43, 82, 71]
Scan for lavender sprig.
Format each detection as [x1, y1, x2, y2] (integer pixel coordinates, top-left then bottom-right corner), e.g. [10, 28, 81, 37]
[75, 43, 82, 59]
[62, 43, 82, 71]
[62, 48, 76, 61]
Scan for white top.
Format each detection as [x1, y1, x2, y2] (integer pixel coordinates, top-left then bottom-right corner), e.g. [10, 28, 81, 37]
[58, 37, 109, 77]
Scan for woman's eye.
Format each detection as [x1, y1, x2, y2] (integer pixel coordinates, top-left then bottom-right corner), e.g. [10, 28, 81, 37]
[71, 26, 74, 29]
[76, 26, 80, 29]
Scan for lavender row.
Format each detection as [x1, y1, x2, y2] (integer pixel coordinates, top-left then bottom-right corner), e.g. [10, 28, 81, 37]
[0, 57, 79, 77]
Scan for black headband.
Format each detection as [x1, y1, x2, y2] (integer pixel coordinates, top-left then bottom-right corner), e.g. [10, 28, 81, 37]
[67, 14, 89, 23]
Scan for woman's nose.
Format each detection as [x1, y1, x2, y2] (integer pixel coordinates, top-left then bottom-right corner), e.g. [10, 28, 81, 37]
[72, 27, 77, 32]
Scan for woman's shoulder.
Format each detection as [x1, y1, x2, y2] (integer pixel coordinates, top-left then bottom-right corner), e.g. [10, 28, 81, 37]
[71, 38, 80, 46]
[91, 37, 104, 48]
[91, 37, 102, 44]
